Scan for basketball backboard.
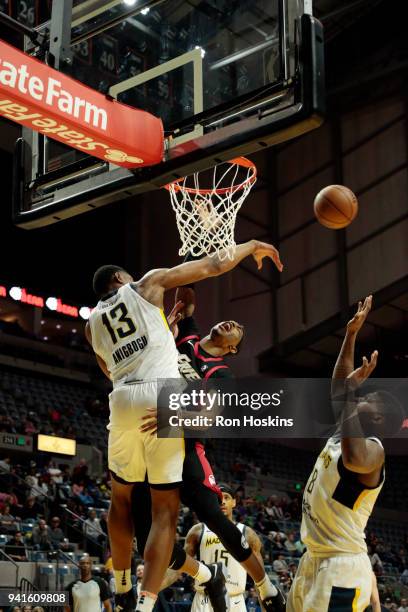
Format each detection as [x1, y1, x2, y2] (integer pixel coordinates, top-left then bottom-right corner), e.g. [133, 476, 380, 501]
[9, 0, 325, 228]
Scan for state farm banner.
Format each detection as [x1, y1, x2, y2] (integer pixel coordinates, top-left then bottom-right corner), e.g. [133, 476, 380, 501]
[0, 40, 164, 168]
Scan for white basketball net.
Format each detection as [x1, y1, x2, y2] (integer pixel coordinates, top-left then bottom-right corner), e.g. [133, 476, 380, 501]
[166, 157, 257, 260]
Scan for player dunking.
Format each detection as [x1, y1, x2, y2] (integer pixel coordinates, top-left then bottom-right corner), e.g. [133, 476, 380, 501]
[187, 483, 265, 612]
[86, 240, 283, 612]
[138, 254, 286, 612]
[287, 296, 405, 612]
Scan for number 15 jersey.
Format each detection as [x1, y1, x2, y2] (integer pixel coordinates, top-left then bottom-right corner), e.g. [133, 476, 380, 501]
[195, 523, 247, 596]
[301, 437, 385, 557]
[89, 283, 180, 385]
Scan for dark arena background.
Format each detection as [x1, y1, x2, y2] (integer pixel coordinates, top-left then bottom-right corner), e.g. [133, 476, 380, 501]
[0, 1, 407, 611]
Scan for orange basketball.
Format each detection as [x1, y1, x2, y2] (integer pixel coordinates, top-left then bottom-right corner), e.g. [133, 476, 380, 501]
[314, 185, 358, 229]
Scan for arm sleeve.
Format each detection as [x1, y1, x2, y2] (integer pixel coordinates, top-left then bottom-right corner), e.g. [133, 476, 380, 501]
[66, 582, 74, 608]
[177, 316, 201, 344]
[97, 577, 112, 601]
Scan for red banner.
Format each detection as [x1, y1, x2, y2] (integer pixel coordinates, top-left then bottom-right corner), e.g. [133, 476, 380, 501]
[0, 40, 164, 168]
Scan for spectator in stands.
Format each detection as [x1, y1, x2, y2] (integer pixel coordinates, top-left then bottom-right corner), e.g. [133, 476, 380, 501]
[245, 587, 260, 612]
[99, 510, 108, 536]
[25, 467, 40, 497]
[49, 516, 65, 548]
[20, 495, 43, 520]
[273, 553, 289, 574]
[398, 598, 408, 612]
[401, 567, 408, 584]
[59, 537, 75, 554]
[83, 509, 103, 559]
[32, 519, 52, 551]
[284, 531, 298, 555]
[72, 459, 89, 485]
[72, 480, 94, 506]
[0, 503, 17, 533]
[288, 562, 298, 579]
[135, 562, 144, 598]
[369, 545, 384, 571]
[254, 512, 268, 535]
[0, 415, 16, 433]
[271, 531, 286, 553]
[5, 530, 28, 561]
[23, 418, 37, 435]
[0, 456, 11, 471]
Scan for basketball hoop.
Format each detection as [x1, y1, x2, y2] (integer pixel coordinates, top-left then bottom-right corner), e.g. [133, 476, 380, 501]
[165, 157, 257, 260]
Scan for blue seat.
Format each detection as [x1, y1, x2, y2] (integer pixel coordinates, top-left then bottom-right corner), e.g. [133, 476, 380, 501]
[39, 564, 55, 575]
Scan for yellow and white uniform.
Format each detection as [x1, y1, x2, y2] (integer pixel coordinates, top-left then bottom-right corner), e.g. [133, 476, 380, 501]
[192, 523, 247, 612]
[89, 283, 183, 484]
[287, 437, 384, 612]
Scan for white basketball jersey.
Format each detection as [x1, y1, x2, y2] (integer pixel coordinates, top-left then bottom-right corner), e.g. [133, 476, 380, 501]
[195, 523, 247, 596]
[89, 283, 180, 385]
[301, 437, 385, 556]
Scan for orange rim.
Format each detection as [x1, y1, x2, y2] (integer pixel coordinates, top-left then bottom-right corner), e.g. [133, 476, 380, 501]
[164, 156, 257, 195]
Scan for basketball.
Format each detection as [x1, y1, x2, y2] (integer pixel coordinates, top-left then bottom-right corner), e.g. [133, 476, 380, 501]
[313, 185, 358, 229]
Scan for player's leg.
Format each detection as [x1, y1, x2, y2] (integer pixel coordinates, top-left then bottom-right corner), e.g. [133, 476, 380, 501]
[108, 475, 137, 608]
[286, 553, 311, 612]
[131, 482, 227, 612]
[181, 444, 285, 610]
[303, 553, 372, 612]
[140, 428, 185, 612]
[141, 485, 180, 594]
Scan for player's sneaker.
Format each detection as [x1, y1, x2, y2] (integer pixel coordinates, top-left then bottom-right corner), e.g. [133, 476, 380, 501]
[261, 584, 286, 612]
[202, 562, 229, 612]
[115, 589, 137, 612]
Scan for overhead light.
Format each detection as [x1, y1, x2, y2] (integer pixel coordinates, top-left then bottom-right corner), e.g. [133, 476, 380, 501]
[56, 324, 61, 329]
[123, 0, 137, 6]
[195, 45, 206, 58]
[79, 306, 91, 320]
[72, 329, 77, 334]
[43, 336, 48, 341]
[9, 286, 22, 301]
[46, 297, 57, 311]
[141, 7, 150, 14]
[41, 320, 45, 325]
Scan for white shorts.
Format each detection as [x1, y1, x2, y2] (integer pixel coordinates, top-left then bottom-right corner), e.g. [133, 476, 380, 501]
[286, 551, 372, 612]
[108, 381, 184, 485]
[191, 592, 245, 612]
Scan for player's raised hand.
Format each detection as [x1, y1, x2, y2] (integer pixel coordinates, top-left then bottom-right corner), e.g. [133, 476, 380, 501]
[140, 408, 158, 435]
[167, 300, 184, 338]
[252, 240, 283, 272]
[346, 350, 378, 390]
[347, 295, 372, 334]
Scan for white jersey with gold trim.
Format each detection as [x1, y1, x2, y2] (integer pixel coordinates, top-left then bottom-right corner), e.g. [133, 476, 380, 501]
[301, 437, 385, 557]
[89, 283, 180, 385]
[195, 523, 247, 596]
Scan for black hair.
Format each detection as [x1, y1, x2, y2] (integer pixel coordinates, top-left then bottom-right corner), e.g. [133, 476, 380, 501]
[218, 483, 235, 498]
[93, 265, 127, 298]
[359, 390, 405, 438]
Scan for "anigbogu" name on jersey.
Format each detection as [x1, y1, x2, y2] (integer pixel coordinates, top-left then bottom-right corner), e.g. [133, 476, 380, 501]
[113, 336, 148, 365]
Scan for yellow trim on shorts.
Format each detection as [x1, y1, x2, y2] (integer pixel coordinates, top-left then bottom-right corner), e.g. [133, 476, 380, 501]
[352, 587, 361, 612]
[160, 308, 170, 330]
[353, 489, 371, 510]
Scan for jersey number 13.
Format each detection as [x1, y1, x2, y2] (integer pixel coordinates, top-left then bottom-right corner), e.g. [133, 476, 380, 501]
[102, 303, 136, 345]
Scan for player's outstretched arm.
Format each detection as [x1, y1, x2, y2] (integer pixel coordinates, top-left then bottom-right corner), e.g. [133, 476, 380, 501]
[331, 295, 372, 398]
[140, 240, 283, 294]
[340, 353, 384, 474]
